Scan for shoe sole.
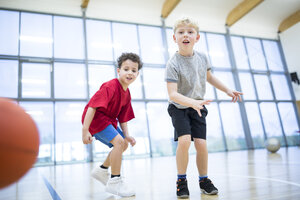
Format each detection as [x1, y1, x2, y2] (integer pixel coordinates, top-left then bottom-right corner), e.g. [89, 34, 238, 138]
[105, 188, 135, 197]
[177, 194, 189, 199]
[201, 189, 218, 195]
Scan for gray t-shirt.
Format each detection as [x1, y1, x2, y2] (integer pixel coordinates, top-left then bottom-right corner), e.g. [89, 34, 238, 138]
[165, 51, 211, 109]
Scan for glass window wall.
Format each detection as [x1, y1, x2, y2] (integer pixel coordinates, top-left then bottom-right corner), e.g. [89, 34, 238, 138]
[0, 8, 298, 166]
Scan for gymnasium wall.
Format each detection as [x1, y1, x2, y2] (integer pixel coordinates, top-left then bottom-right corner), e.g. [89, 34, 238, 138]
[279, 22, 300, 101]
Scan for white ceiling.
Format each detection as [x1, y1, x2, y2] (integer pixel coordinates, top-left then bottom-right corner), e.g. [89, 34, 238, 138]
[0, 0, 299, 39]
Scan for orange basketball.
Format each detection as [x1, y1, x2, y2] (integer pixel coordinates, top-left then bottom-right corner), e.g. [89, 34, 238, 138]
[0, 98, 39, 189]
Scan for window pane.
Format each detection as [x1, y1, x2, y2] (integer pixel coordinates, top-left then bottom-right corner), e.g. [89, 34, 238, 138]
[245, 102, 264, 148]
[55, 102, 87, 162]
[112, 23, 139, 59]
[166, 28, 177, 58]
[54, 16, 84, 59]
[278, 102, 300, 146]
[245, 38, 267, 70]
[143, 67, 168, 99]
[253, 75, 273, 100]
[20, 13, 52, 57]
[213, 72, 235, 100]
[219, 103, 246, 150]
[0, 10, 19, 55]
[88, 64, 115, 98]
[22, 63, 51, 98]
[129, 74, 143, 99]
[195, 32, 208, 56]
[262, 40, 284, 72]
[206, 103, 225, 152]
[86, 20, 113, 61]
[127, 102, 150, 156]
[139, 26, 165, 64]
[54, 63, 86, 98]
[238, 73, 256, 100]
[231, 36, 250, 70]
[271, 74, 291, 100]
[147, 102, 175, 156]
[19, 102, 54, 164]
[260, 102, 285, 145]
[0, 60, 18, 98]
[206, 33, 231, 68]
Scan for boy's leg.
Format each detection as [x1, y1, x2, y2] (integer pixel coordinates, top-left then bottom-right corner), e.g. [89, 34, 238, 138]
[176, 134, 191, 198]
[109, 134, 125, 176]
[194, 138, 208, 175]
[176, 135, 191, 174]
[167, 104, 192, 198]
[106, 135, 135, 197]
[92, 125, 128, 185]
[102, 141, 128, 167]
[194, 138, 218, 195]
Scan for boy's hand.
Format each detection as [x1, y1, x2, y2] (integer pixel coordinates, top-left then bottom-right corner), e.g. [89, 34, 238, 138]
[125, 136, 136, 147]
[226, 89, 243, 102]
[82, 129, 93, 144]
[192, 99, 212, 117]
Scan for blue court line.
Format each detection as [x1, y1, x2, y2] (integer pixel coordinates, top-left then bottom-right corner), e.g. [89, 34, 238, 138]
[42, 176, 62, 200]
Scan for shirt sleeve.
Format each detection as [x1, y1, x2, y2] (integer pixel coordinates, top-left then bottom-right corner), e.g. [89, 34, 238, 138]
[118, 101, 135, 123]
[88, 86, 113, 110]
[165, 61, 178, 83]
[204, 55, 212, 71]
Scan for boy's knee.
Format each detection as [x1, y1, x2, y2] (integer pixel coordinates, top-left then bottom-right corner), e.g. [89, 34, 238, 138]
[194, 139, 207, 150]
[123, 141, 128, 151]
[178, 135, 191, 149]
[111, 136, 125, 149]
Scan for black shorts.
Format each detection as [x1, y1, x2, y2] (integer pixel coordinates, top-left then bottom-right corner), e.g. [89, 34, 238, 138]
[167, 104, 208, 141]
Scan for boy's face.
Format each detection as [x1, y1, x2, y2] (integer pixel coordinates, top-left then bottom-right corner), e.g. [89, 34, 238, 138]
[117, 59, 139, 87]
[173, 25, 200, 52]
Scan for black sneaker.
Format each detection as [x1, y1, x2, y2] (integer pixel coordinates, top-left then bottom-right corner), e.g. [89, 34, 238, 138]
[176, 179, 189, 198]
[199, 178, 218, 195]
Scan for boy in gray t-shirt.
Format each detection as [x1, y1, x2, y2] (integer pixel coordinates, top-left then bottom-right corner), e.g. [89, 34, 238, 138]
[165, 17, 242, 198]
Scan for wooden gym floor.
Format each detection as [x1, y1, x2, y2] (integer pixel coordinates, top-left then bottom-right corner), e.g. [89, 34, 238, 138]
[0, 146, 300, 200]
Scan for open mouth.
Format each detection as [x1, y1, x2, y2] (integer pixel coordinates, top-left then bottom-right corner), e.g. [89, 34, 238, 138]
[183, 40, 190, 44]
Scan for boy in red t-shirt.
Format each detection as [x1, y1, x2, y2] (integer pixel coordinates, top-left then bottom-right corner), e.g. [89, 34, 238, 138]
[82, 53, 143, 197]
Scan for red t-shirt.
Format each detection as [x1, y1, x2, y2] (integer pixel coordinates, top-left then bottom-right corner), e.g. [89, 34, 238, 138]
[82, 78, 135, 135]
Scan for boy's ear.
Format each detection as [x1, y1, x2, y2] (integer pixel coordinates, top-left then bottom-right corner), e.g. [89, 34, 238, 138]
[196, 34, 200, 42]
[117, 67, 120, 75]
[173, 34, 177, 43]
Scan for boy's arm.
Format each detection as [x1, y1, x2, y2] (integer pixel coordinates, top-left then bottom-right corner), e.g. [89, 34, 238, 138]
[120, 122, 136, 146]
[167, 82, 212, 116]
[207, 70, 243, 102]
[82, 107, 96, 144]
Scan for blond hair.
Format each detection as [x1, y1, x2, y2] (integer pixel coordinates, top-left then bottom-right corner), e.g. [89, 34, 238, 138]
[173, 17, 199, 33]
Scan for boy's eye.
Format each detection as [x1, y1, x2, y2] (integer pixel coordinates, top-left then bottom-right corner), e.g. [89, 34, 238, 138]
[132, 70, 136, 73]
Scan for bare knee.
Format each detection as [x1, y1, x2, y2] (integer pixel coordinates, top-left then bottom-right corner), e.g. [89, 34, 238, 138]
[111, 135, 125, 149]
[123, 141, 128, 151]
[178, 135, 191, 151]
[194, 139, 207, 152]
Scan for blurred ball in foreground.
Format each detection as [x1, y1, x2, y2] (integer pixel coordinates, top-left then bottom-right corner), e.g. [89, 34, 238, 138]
[0, 98, 39, 189]
[265, 138, 280, 153]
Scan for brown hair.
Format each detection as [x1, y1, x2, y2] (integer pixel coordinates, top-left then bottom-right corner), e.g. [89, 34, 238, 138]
[117, 52, 143, 70]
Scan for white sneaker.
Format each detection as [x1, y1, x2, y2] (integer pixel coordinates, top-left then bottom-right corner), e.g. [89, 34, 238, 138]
[105, 177, 135, 197]
[91, 167, 110, 185]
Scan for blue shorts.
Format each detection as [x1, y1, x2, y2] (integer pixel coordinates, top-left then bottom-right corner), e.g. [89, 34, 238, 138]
[94, 124, 125, 148]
